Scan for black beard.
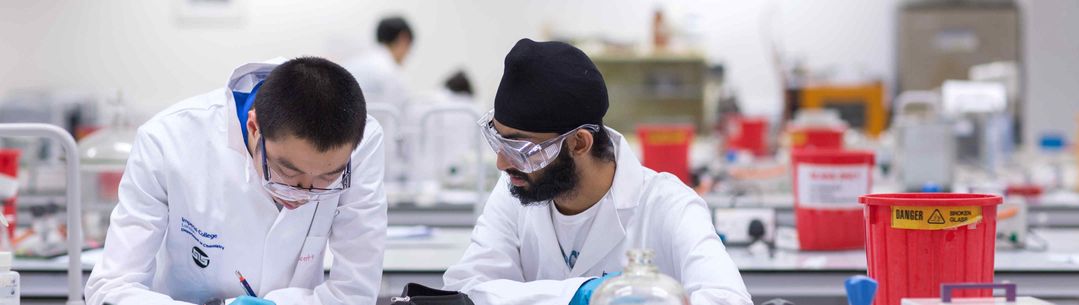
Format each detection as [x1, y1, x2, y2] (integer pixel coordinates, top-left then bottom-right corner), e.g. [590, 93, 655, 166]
[507, 146, 579, 205]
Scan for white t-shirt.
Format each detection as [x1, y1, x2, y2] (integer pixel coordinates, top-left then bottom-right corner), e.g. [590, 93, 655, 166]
[550, 191, 610, 269]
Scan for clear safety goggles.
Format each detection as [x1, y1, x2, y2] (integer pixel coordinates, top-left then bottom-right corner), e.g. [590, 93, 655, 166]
[477, 109, 599, 174]
[259, 136, 351, 202]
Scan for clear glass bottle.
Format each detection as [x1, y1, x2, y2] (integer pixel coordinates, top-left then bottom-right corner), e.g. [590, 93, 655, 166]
[78, 92, 136, 246]
[590, 249, 690, 305]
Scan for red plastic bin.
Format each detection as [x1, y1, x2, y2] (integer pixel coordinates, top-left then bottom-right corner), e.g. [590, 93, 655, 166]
[0, 150, 17, 177]
[637, 124, 694, 184]
[859, 193, 1002, 305]
[726, 116, 768, 156]
[0, 149, 19, 240]
[789, 126, 844, 150]
[791, 149, 874, 250]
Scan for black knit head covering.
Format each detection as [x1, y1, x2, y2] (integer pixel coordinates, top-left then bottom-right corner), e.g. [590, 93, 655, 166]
[494, 38, 608, 134]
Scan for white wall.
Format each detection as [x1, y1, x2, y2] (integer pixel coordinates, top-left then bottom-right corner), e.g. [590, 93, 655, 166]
[0, 0, 1074, 142]
[0, 0, 897, 117]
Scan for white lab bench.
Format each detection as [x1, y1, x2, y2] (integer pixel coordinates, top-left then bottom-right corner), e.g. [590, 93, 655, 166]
[387, 193, 1079, 229]
[13, 228, 1079, 304]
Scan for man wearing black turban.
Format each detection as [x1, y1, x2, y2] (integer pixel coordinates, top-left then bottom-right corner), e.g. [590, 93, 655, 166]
[442, 39, 752, 305]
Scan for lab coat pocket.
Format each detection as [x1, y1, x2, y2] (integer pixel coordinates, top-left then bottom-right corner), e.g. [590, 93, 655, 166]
[288, 236, 328, 288]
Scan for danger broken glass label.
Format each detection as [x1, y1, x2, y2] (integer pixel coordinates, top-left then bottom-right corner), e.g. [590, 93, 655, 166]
[890, 206, 983, 230]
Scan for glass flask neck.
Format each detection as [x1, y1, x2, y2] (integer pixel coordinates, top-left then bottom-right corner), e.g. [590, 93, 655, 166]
[625, 249, 660, 275]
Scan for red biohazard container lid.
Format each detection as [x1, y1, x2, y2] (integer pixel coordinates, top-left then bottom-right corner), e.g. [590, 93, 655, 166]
[859, 193, 1002, 207]
[791, 149, 874, 165]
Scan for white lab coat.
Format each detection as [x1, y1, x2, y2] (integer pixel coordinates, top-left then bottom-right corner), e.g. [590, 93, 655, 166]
[343, 45, 410, 110]
[443, 128, 752, 305]
[84, 60, 388, 305]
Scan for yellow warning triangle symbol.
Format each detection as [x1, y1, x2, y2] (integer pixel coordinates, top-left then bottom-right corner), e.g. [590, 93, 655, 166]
[928, 209, 946, 224]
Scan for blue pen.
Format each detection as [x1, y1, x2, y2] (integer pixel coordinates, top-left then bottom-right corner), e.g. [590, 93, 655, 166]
[235, 270, 257, 297]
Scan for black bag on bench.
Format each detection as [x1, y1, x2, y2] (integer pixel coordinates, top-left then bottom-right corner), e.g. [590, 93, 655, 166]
[389, 283, 475, 305]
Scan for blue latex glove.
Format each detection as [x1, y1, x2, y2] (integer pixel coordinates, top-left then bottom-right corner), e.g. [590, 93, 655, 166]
[229, 296, 276, 305]
[569, 272, 622, 305]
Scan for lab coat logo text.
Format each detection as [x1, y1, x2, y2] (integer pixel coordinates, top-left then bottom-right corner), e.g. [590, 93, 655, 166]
[180, 217, 225, 250]
[298, 254, 315, 263]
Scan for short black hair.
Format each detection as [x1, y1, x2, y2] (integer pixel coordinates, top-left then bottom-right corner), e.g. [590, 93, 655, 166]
[589, 126, 616, 162]
[376, 16, 413, 45]
[444, 70, 473, 95]
[256, 57, 366, 152]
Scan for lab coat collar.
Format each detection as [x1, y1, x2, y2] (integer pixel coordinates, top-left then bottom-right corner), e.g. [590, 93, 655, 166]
[606, 127, 646, 210]
[567, 127, 645, 276]
[224, 58, 287, 155]
[370, 44, 396, 65]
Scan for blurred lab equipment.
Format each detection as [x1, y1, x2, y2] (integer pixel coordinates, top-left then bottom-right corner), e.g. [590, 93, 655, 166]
[893, 91, 956, 192]
[970, 60, 1025, 147]
[714, 207, 776, 248]
[795, 82, 888, 138]
[592, 54, 707, 132]
[413, 104, 487, 209]
[0, 228, 18, 305]
[898, 0, 1022, 135]
[0, 90, 100, 194]
[78, 93, 136, 245]
[589, 249, 689, 305]
[367, 103, 407, 202]
[714, 195, 777, 258]
[1026, 134, 1069, 192]
[860, 193, 1002, 305]
[18, 203, 66, 257]
[0, 123, 86, 305]
[997, 185, 1036, 249]
[0, 206, 16, 305]
[944, 80, 1013, 175]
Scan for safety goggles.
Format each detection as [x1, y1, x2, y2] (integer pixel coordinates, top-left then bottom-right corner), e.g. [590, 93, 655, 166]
[259, 136, 351, 202]
[477, 109, 599, 174]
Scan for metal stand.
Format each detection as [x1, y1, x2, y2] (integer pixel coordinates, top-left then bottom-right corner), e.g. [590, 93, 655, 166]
[0, 123, 84, 304]
[416, 104, 488, 218]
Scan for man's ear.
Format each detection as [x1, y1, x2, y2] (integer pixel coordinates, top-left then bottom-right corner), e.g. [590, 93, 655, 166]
[246, 109, 259, 136]
[569, 129, 594, 157]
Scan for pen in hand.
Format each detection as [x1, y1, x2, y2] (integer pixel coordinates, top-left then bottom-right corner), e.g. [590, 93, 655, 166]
[235, 270, 257, 297]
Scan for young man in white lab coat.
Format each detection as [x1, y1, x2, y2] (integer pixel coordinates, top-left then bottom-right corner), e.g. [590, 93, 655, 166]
[85, 57, 387, 305]
[442, 39, 753, 305]
[342, 16, 414, 186]
[343, 16, 413, 109]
